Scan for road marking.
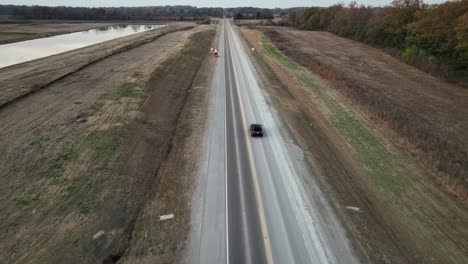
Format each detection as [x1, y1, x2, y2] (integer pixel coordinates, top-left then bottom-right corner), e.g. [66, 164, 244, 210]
[226, 21, 274, 264]
[226, 33, 256, 262]
[222, 20, 230, 264]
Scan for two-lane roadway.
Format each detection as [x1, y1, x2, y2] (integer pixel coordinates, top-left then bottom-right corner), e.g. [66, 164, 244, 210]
[189, 19, 360, 264]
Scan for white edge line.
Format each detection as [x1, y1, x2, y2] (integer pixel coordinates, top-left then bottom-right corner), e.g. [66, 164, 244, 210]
[223, 20, 230, 264]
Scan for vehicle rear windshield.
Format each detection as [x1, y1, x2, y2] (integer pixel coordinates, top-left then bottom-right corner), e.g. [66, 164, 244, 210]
[253, 126, 262, 131]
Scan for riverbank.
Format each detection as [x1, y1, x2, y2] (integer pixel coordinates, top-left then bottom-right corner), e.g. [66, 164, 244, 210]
[0, 20, 168, 44]
[0, 22, 193, 108]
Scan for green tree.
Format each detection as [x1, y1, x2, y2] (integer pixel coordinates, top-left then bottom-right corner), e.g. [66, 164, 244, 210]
[382, 0, 424, 48]
[319, 5, 343, 31]
[306, 14, 321, 30]
[455, 13, 468, 49]
[408, 0, 468, 67]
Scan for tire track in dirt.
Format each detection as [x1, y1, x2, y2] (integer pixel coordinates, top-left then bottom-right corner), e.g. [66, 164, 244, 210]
[0, 23, 195, 109]
[118, 29, 215, 264]
[0, 26, 208, 263]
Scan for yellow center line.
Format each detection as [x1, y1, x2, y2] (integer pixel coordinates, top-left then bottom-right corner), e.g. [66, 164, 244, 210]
[226, 21, 274, 264]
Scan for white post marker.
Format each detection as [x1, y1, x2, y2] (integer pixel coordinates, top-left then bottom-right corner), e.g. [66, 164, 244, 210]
[158, 214, 175, 221]
[345, 206, 361, 212]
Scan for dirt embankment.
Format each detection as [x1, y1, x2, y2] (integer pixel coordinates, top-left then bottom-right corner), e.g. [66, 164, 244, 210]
[240, 27, 468, 264]
[0, 22, 194, 109]
[119, 29, 216, 264]
[0, 24, 212, 263]
[261, 27, 468, 199]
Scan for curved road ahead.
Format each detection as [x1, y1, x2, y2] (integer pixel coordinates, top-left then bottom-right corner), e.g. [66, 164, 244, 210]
[189, 19, 360, 264]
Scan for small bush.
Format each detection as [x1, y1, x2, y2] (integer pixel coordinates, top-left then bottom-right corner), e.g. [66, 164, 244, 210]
[114, 82, 138, 99]
[184, 38, 195, 49]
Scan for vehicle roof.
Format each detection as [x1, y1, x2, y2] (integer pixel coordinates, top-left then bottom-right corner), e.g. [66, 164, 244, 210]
[250, 123, 262, 127]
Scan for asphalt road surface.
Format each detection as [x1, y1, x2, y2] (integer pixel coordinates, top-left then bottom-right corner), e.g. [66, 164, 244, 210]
[189, 19, 360, 264]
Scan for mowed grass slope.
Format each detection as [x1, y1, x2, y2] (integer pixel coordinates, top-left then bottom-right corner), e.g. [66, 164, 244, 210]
[253, 31, 468, 263]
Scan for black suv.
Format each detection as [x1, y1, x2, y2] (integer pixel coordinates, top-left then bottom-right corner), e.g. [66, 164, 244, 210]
[249, 124, 264, 137]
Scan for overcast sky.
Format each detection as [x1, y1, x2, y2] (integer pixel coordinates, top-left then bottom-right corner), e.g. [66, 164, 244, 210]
[0, 0, 448, 8]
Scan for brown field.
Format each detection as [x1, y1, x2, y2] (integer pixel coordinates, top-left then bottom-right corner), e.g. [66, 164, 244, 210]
[0, 22, 214, 263]
[261, 27, 468, 199]
[240, 27, 468, 263]
[0, 22, 194, 108]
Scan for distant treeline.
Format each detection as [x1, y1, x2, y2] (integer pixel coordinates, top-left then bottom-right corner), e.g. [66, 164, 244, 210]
[224, 7, 274, 19]
[288, 0, 468, 83]
[0, 5, 223, 21]
[0, 5, 301, 21]
[224, 7, 305, 20]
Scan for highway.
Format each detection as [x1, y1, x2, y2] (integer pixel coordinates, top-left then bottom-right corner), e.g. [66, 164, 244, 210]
[189, 19, 360, 264]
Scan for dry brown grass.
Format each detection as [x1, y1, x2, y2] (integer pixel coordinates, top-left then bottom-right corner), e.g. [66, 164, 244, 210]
[262, 28, 468, 200]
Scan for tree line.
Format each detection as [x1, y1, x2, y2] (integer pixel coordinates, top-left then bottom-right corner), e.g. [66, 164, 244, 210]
[0, 5, 302, 21]
[224, 7, 306, 20]
[288, 0, 468, 83]
[224, 7, 274, 19]
[0, 5, 224, 21]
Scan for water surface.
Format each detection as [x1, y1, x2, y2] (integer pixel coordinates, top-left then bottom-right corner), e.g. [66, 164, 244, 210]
[0, 24, 164, 68]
